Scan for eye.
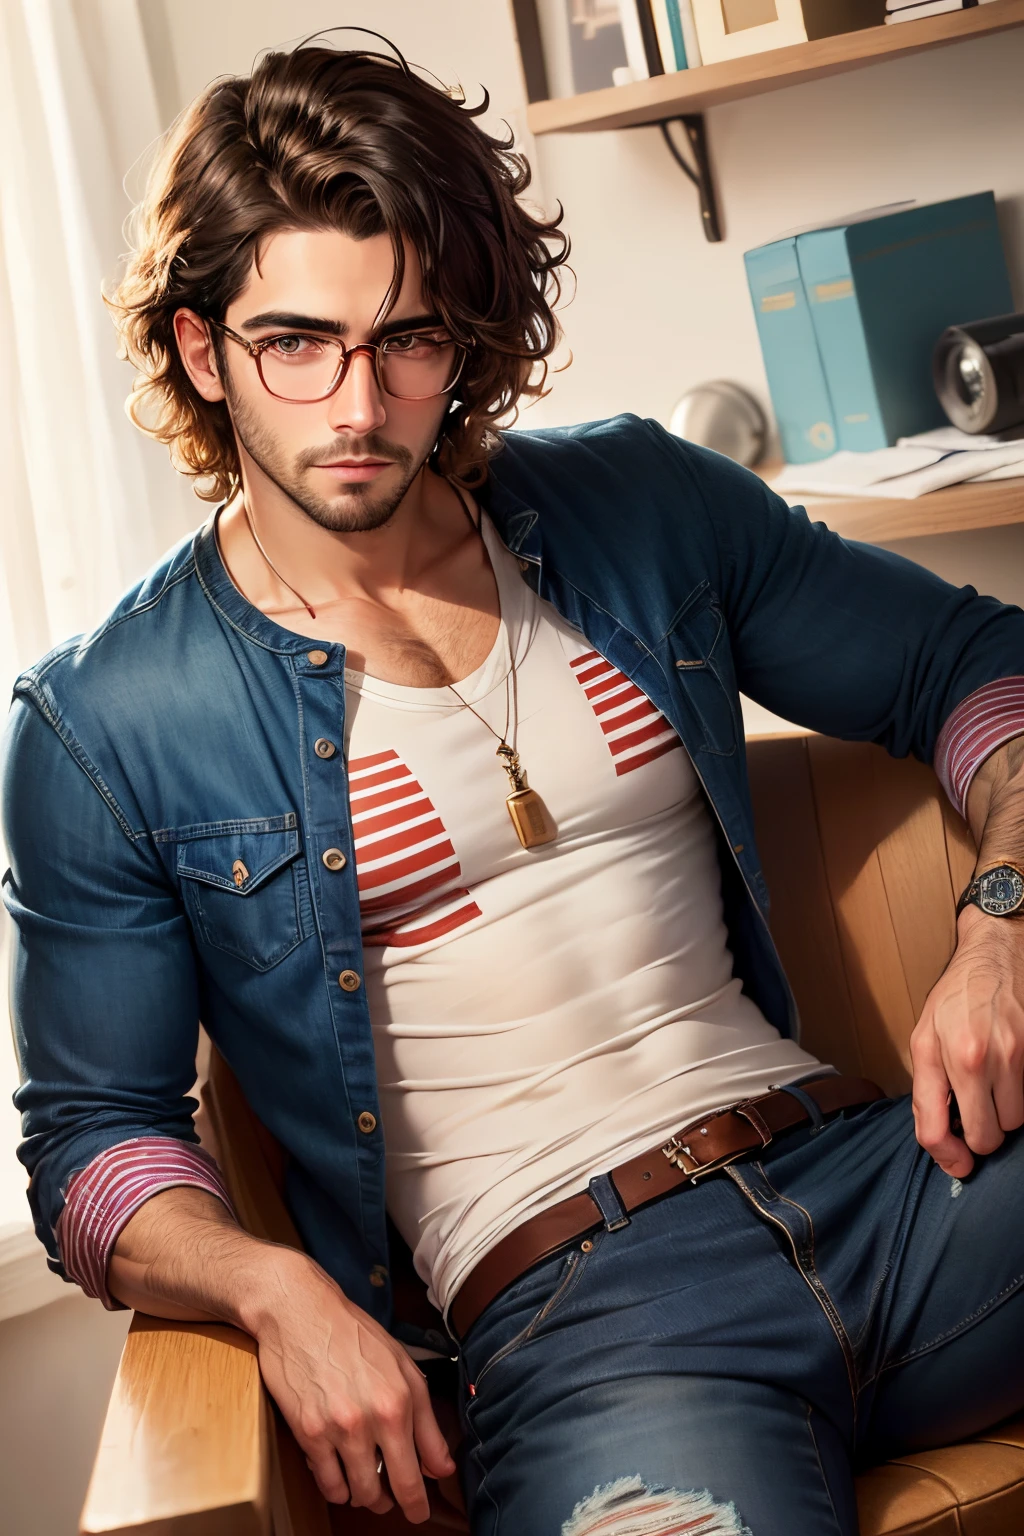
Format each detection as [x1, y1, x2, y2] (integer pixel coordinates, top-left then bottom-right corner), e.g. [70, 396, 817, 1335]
[264, 334, 325, 359]
[383, 332, 447, 356]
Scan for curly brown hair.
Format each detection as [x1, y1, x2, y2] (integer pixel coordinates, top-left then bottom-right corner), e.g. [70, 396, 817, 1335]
[107, 37, 570, 501]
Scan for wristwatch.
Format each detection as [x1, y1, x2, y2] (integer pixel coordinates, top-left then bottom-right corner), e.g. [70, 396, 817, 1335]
[956, 862, 1024, 919]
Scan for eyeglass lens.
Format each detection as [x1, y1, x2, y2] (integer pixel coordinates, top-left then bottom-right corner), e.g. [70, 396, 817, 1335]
[257, 334, 462, 402]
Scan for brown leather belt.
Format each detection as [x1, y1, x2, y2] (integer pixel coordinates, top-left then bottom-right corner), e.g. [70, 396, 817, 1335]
[448, 1074, 883, 1341]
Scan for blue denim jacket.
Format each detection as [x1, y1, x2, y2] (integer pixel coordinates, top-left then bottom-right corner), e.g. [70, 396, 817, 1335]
[5, 415, 1022, 1325]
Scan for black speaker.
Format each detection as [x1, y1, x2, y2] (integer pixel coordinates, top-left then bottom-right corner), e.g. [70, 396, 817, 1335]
[933, 312, 1024, 436]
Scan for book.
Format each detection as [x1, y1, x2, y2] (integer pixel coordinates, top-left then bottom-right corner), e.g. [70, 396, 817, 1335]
[635, 0, 666, 71]
[617, 0, 652, 76]
[674, 0, 703, 66]
[745, 238, 838, 464]
[651, 0, 686, 68]
[886, 0, 970, 18]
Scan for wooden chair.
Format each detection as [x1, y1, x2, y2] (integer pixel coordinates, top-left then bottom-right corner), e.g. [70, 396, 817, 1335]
[80, 736, 1024, 1536]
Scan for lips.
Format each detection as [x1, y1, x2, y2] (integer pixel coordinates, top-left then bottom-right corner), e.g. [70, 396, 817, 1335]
[316, 459, 392, 483]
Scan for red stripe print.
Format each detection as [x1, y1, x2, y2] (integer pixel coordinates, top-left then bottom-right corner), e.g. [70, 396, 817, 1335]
[570, 649, 682, 776]
[363, 894, 483, 949]
[349, 761, 414, 795]
[358, 845, 459, 898]
[348, 750, 481, 947]
[349, 779, 425, 818]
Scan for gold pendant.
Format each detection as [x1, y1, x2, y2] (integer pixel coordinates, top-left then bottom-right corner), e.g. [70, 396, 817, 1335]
[497, 745, 557, 849]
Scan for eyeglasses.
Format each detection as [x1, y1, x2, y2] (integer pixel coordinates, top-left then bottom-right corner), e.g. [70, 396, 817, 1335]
[206, 319, 467, 403]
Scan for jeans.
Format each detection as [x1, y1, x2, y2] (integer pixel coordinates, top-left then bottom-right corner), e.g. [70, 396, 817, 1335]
[456, 1095, 1024, 1534]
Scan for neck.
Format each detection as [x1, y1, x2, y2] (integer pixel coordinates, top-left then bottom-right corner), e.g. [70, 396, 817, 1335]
[219, 457, 463, 617]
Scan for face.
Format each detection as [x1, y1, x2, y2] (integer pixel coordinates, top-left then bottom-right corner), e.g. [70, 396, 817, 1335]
[177, 228, 456, 534]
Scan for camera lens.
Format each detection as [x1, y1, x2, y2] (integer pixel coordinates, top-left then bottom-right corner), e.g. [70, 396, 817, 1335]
[934, 313, 1024, 436]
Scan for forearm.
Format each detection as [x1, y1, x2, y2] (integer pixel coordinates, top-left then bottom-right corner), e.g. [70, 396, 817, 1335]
[109, 1187, 456, 1519]
[108, 1185, 306, 1329]
[965, 736, 1024, 873]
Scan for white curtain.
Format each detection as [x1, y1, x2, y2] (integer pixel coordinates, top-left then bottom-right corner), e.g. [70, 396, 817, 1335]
[0, 0, 194, 1272]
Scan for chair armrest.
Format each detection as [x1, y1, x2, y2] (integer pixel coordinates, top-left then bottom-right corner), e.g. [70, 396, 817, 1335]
[80, 1313, 270, 1536]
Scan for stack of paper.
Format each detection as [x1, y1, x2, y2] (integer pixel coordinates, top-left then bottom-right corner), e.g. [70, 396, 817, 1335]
[773, 427, 1024, 499]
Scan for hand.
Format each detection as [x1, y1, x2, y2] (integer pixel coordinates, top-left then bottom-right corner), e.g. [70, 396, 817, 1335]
[247, 1248, 456, 1521]
[910, 904, 1024, 1177]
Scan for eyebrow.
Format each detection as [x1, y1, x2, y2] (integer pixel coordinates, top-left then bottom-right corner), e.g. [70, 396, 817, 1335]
[239, 310, 444, 338]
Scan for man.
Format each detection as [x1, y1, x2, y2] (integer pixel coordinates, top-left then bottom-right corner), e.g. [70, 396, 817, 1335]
[5, 38, 1024, 1536]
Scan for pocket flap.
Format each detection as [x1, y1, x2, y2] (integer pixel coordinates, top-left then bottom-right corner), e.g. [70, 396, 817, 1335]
[177, 815, 301, 895]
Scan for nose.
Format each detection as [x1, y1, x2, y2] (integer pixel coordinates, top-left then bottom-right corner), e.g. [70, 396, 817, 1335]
[326, 347, 387, 437]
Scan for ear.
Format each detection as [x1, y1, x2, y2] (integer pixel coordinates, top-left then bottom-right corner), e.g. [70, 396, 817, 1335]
[174, 309, 227, 403]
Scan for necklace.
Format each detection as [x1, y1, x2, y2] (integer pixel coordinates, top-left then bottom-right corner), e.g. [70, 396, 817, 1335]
[242, 500, 319, 620]
[445, 481, 556, 851]
[238, 485, 557, 850]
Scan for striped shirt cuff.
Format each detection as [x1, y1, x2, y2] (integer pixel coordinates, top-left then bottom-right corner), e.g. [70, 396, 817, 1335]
[56, 1137, 235, 1310]
[935, 677, 1024, 818]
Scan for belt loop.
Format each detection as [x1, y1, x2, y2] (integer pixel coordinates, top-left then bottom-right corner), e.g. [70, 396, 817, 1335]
[588, 1172, 631, 1232]
[777, 1082, 825, 1132]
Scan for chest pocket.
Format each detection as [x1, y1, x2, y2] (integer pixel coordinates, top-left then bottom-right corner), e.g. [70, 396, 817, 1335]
[667, 586, 738, 757]
[177, 815, 307, 972]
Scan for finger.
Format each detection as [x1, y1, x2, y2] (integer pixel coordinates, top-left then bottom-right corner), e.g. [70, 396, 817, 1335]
[367, 1382, 431, 1521]
[946, 1030, 1004, 1157]
[335, 1437, 395, 1515]
[911, 1024, 974, 1176]
[304, 1444, 351, 1505]
[993, 1057, 1024, 1135]
[403, 1367, 458, 1481]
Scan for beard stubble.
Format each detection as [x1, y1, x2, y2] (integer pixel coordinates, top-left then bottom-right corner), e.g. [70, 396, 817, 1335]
[227, 383, 426, 535]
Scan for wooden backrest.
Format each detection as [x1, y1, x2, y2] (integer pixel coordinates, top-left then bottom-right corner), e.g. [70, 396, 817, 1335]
[746, 734, 976, 1096]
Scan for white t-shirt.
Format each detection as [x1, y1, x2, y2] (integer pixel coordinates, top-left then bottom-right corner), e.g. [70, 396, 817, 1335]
[344, 514, 821, 1312]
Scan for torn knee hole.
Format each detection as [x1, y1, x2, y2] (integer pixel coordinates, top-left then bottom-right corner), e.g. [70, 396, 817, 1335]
[561, 1475, 753, 1536]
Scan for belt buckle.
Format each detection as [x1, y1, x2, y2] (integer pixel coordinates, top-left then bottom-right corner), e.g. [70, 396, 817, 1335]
[660, 1135, 701, 1177]
[660, 1136, 747, 1186]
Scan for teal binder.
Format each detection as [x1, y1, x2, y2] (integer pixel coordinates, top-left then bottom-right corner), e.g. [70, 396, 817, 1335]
[744, 239, 836, 464]
[746, 194, 1014, 460]
[799, 194, 1013, 451]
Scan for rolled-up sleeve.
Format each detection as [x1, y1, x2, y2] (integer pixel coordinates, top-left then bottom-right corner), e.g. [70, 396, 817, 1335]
[933, 676, 1024, 818]
[2, 693, 229, 1299]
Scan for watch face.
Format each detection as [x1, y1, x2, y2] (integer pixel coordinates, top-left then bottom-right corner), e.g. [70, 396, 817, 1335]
[978, 865, 1024, 915]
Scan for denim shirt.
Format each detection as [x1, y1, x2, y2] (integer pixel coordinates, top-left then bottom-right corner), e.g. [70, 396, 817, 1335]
[5, 415, 1023, 1326]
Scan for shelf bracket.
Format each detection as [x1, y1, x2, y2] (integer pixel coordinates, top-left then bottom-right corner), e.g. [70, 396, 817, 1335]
[653, 115, 722, 244]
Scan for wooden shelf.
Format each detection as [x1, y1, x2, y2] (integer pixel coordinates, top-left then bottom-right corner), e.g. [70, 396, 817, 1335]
[758, 465, 1024, 542]
[526, 0, 1024, 133]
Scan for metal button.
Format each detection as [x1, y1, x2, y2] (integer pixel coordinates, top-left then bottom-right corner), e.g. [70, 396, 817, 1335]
[231, 859, 249, 889]
[357, 1110, 377, 1134]
[733, 843, 744, 854]
[307, 649, 328, 666]
[581, 1239, 594, 1253]
[338, 969, 362, 992]
[369, 1263, 388, 1288]
[314, 738, 337, 759]
[322, 848, 347, 872]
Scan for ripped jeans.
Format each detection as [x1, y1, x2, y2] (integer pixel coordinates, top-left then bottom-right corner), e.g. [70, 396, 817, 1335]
[456, 1095, 1024, 1534]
